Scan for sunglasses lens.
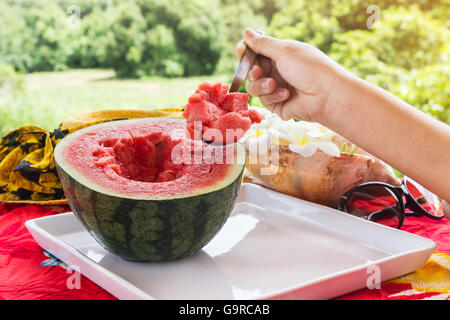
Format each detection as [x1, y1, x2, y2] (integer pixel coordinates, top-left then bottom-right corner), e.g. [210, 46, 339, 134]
[405, 178, 444, 218]
[343, 185, 402, 228]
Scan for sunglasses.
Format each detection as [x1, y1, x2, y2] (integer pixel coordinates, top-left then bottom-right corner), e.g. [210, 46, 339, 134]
[338, 176, 445, 229]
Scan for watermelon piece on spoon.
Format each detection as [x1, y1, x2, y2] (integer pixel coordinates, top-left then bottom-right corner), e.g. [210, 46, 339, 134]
[182, 83, 263, 144]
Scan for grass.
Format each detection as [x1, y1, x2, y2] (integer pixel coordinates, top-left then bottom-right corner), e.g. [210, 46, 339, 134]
[0, 69, 230, 136]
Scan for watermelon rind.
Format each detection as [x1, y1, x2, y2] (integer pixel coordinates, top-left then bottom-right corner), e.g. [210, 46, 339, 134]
[54, 118, 246, 262]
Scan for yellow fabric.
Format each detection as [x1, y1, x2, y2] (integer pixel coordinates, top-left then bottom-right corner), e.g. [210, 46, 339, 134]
[391, 252, 450, 294]
[0, 109, 182, 203]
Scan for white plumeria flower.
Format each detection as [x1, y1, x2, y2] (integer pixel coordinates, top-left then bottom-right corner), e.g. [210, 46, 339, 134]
[243, 107, 341, 158]
[316, 141, 341, 157]
[268, 127, 295, 145]
[245, 132, 272, 156]
[242, 113, 272, 155]
[288, 143, 318, 157]
[306, 128, 333, 139]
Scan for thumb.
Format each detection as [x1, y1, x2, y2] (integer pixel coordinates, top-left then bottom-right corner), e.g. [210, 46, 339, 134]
[243, 28, 283, 60]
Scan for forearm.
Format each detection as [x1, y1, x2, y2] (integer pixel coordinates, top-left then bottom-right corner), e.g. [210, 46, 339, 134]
[322, 73, 450, 201]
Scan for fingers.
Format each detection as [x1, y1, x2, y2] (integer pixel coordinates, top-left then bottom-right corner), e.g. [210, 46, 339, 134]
[245, 77, 276, 96]
[257, 56, 273, 76]
[265, 102, 294, 121]
[243, 28, 283, 60]
[259, 88, 290, 106]
[235, 29, 267, 60]
[246, 69, 290, 111]
[272, 101, 295, 121]
[443, 200, 450, 219]
[248, 65, 263, 81]
[234, 40, 246, 60]
[234, 30, 270, 61]
[237, 28, 292, 119]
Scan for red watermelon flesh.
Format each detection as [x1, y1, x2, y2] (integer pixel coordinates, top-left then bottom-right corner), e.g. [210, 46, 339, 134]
[221, 93, 249, 112]
[204, 113, 252, 143]
[239, 109, 264, 123]
[93, 131, 184, 183]
[182, 83, 263, 144]
[62, 119, 242, 198]
[195, 82, 230, 105]
[183, 99, 225, 125]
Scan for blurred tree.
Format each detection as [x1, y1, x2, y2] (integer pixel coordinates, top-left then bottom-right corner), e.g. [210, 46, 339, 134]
[397, 63, 450, 123]
[168, 0, 223, 76]
[99, 1, 147, 77]
[21, 4, 72, 72]
[1, 0, 225, 77]
[0, 3, 73, 72]
[269, 0, 449, 51]
[0, 3, 32, 72]
[66, 7, 113, 69]
[0, 0, 448, 126]
[269, 0, 340, 52]
[330, 6, 449, 123]
[331, 6, 447, 71]
[216, 1, 268, 74]
[137, 0, 224, 77]
[332, 0, 450, 31]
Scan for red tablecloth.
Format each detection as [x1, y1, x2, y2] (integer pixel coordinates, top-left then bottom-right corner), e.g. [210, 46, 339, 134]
[0, 203, 448, 300]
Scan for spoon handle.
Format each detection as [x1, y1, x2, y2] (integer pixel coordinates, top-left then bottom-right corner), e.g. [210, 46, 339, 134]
[229, 47, 258, 93]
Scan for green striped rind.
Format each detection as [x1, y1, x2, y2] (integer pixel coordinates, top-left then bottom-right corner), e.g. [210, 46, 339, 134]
[56, 163, 244, 262]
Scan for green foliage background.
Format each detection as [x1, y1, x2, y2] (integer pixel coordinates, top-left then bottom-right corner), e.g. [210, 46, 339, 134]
[0, 0, 449, 126]
[270, 0, 449, 123]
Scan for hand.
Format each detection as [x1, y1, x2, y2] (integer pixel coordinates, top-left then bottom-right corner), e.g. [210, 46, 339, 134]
[236, 29, 450, 203]
[235, 28, 354, 123]
[443, 200, 450, 219]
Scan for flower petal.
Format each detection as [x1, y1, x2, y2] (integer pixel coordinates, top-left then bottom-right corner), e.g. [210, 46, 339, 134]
[269, 128, 295, 144]
[306, 129, 331, 139]
[246, 133, 271, 155]
[289, 143, 318, 157]
[317, 141, 341, 157]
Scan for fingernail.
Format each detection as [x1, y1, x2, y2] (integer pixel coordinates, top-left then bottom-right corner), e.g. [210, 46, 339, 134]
[244, 28, 258, 39]
[256, 29, 265, 36]
[278, 89, 287, 98]
[248, 67, 255, 81]
[261, 79, 270, 90]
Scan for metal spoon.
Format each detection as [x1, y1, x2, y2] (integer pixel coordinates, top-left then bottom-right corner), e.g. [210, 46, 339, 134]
[202, 47, 257, 144]
[229, 47, 258, 93]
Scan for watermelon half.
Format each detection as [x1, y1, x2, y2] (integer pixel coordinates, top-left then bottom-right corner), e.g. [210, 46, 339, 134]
[54, 118, 246, 262]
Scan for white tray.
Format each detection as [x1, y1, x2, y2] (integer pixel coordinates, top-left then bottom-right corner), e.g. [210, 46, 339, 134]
[26, 183, 435, 300]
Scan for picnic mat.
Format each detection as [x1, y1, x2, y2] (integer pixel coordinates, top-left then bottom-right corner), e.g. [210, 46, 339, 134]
[0, 202, 448, 300]
[0, 109, 448, 299]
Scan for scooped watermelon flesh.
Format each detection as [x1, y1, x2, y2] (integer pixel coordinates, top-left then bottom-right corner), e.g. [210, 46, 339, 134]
[92, 132, 180, 183]
[54, 118, 246, 261]
[182, 83, 263, 144]
[57, 118, 244, 199]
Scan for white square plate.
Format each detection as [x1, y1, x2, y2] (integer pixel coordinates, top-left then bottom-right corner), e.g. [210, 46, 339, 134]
[26, 183, 435, 300]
